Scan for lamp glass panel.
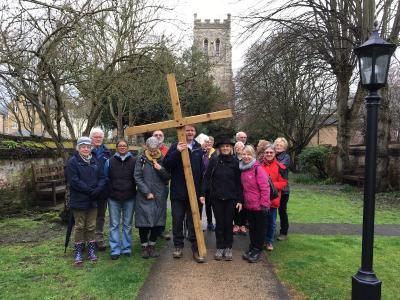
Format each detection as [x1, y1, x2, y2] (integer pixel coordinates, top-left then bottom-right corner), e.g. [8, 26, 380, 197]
[360, 56, 372, 84]
[375, 54, 389, 84]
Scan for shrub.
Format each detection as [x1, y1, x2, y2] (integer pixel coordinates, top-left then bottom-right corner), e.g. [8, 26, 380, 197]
[298, 146, 332, 179]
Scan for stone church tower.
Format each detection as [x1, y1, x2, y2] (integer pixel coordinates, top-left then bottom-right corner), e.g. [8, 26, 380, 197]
[193, 14, 234, 108]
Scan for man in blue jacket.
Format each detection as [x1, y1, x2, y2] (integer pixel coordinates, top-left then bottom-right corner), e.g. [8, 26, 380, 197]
[164, 125, 205, 263]
[90, 127, 111, 251]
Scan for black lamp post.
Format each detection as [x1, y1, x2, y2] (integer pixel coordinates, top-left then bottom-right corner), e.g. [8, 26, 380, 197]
[352, 22, 396, 300]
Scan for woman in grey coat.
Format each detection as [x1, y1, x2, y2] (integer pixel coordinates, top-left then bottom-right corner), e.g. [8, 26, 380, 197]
[134, 137, 170, 258]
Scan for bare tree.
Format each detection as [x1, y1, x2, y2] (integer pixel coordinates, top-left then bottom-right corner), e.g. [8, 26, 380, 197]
[240, 0, 400, 184]
[236, 30, 336, 168]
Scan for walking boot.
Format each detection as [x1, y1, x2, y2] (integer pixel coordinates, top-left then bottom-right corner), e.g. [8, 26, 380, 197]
[214, 248, 224, 261]
[87, 240, 97, 262]
[141, 245, 149, 259]
[172, 248, 183, 259]
[147, 244, 160, 258]
[74, 242, 84, 267]
[247, 249, 262, 263]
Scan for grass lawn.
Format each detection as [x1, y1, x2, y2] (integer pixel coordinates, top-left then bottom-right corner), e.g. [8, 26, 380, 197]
[288, 185, 400, 224]
[0, 211, 172, 300]
[268, 235, 400, 300]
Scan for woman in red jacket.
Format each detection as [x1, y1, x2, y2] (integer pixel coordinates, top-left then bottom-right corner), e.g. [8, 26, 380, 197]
[261, 144, 288, 251]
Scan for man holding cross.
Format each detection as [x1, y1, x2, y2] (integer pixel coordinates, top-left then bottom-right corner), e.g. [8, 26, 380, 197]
[164, 124, 206, 263]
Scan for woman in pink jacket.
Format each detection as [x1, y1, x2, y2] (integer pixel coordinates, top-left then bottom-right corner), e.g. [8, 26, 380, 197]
[240, 145, 270, 263]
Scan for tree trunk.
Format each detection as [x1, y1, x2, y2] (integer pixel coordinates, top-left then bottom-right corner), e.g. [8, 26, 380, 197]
[376, 88, 391, 191]
[335, 74, 352, 175]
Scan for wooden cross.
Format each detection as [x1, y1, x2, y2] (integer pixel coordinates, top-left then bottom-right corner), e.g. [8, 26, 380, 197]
[126, 73, 232, 257]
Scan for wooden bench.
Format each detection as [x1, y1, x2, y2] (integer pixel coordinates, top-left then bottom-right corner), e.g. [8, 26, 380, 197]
[32, 163, 66, 206]
[342, 168, 365, 188]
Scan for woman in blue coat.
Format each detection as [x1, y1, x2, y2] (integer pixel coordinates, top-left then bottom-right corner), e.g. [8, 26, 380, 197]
[66, 136, 106, 266]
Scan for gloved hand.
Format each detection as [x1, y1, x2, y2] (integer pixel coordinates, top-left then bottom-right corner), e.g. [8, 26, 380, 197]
[90, 187, 102, 199]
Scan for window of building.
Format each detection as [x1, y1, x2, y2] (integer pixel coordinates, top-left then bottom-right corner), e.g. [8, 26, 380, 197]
[11, 121, 18, 129]
[215, 39, 220, 56]
[13, 105, 18, 113]
[203, 39, 208, 54]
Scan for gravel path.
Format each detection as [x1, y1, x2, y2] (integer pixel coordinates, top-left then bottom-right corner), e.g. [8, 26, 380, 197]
[136, 229, 291, 300]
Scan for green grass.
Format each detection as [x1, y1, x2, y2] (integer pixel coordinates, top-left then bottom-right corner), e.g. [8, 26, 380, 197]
[0, 210, 172, 300]
[268, 235, 400, 300]
[288, 186, 400, 224]
[0, 217, 44, 233]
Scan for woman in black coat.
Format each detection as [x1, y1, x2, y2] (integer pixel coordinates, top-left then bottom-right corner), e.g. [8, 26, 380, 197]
[200, 137, 243, 261]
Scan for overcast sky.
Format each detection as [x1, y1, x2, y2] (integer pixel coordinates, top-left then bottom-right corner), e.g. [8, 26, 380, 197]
[162, 0, 261, 74]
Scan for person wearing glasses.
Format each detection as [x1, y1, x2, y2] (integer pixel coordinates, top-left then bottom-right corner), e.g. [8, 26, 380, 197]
[260, 144, 288, 251]
[104, 139, 137, 260]
[153, 130, 169, 156]
[66, 136, 106, 266]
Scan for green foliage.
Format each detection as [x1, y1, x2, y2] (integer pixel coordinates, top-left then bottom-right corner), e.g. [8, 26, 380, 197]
[298, 146, 332, 179]
[269, 235, 400, 300]
[0, 140, 20, 149]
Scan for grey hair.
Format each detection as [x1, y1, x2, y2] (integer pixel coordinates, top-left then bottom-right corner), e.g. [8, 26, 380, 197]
[145, 136, 160, 149]
[89, 127, 104, 138]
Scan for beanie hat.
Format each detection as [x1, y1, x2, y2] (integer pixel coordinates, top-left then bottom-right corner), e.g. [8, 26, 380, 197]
[77, 136, 92, 146]
[146, 136, 160, 149]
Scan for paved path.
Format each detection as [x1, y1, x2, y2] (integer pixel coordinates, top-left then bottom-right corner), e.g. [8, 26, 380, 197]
[288, 223, 400, 236]
[137, 229, 291, 300]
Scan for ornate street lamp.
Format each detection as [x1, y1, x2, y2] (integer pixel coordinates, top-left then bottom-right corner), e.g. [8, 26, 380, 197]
[352, 22, 396, 300]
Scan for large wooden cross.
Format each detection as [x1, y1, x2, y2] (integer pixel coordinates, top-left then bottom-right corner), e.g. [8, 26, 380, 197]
[126, 73, 232, 257]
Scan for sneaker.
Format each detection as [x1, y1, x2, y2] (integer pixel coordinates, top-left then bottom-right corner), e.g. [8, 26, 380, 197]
[247, 249, 262, 263]
[233, 225, 240, 234]
[163, 232, 171, 240]
[214, 248, 224, 261]
[173, 247, 183, 259]
[277, 234, 287, 241]
[224, 248, 232, 261]
[266, 243, 274, 251]
[207, 223, 215, 231]
[193, 251, 206, 263]
[240, 226, 247, 235]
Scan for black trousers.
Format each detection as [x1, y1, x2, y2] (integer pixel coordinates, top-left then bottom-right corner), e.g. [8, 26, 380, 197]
[205, 197, 213, 224]
[139, 226, 163, 244]
[234, 208, 247, 227]
[211, 198, 237, 249]
[171, 199, 198, 252]
[279, 193, 290, 235]
[246, 209, 268, 250]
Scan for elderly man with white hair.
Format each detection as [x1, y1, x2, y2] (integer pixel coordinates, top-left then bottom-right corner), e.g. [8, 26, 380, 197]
[90, 127, 111, 251]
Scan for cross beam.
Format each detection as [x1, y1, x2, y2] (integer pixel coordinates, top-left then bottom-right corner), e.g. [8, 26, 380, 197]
[125, 73, 232, 258]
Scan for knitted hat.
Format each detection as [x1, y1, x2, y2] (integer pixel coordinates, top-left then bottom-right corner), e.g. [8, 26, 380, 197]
[77, 136, 92, 146]
[146, 136, 160, 149]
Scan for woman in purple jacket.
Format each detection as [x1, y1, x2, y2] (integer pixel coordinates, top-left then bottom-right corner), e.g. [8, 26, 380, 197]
[239, 145, 270, 263]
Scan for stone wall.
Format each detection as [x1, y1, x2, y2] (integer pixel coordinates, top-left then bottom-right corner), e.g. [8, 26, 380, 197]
[0, 156, 64, 215]
[347, 144, 400, 189]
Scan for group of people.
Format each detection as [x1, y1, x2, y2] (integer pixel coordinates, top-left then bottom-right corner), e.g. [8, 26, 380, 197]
[66, 125, 291, 266]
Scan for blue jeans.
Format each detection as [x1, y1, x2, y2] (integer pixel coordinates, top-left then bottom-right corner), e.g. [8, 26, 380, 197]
[266, 208, 277, 244]
[108, 198, 135, 256]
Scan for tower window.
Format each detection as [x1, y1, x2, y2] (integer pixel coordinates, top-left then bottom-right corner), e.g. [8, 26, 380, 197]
[215, 39, 220, 56]
[203, 39, 208, 54]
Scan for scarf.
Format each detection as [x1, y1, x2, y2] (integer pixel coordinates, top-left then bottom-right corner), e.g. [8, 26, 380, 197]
[144, 149, 162, 164]
[239, 158, 256, 171]
[79, 154, 92, 164]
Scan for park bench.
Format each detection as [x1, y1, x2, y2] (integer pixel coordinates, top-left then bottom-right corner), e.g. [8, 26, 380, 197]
[31, 163, 66, 206]
[342, 167, 365, 188]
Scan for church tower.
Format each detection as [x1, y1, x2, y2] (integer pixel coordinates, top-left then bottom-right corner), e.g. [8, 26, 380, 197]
[193, 14, 234, 108]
